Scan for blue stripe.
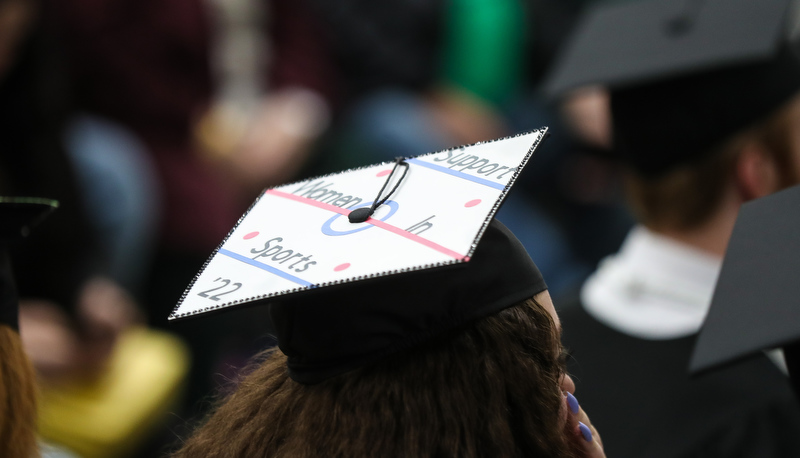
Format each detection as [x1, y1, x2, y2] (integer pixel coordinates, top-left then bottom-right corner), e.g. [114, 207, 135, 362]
[218, 248, 313, 287]
[407, 158, 506, 190]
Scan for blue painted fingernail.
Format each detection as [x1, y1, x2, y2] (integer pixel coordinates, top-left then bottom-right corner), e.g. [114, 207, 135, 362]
[566, 392, 579, 414]
[579, 422, 593, 442]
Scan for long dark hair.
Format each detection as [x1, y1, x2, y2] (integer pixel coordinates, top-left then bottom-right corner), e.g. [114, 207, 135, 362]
[174, 297, 577, 458]
[0, 325, 39, 458]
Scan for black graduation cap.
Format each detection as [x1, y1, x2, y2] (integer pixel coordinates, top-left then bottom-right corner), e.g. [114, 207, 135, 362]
[0, 197, 59, 331]
[690, 185, 800, 379]
[544, 0, 800, 176]
[171, 131, 550, 383]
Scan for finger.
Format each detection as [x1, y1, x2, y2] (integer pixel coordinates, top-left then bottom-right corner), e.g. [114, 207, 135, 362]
[565, 392, 605, 457]
[571, 402, 603, 450]
[576, 420, 605, 457]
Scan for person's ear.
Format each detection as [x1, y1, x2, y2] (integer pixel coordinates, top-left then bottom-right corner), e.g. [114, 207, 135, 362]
[734, 140, 780, 201]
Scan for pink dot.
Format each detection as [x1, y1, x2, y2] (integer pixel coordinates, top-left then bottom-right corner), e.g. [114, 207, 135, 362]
[243, 231, 259, 240]
[376, 169, 391, 177]
[334, 263, 351, 272]
[465, 199, 482, 207]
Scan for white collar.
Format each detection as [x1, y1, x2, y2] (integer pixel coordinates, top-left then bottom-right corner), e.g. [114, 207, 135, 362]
[580, 225, 722, 340]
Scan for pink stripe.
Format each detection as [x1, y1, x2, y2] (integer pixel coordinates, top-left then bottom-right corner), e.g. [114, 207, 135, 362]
[267, 189, 350, 215]
[364, 218, 465, 259]
[266, 189, 466, 260]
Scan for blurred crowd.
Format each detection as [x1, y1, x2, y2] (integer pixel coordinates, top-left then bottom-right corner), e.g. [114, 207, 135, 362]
[9, 0, 795, 456]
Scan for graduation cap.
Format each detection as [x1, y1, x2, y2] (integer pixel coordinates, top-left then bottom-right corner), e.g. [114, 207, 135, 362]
[0, 197, 59, 331]
[543, 0, 800, 176]
[690, 184, 800, 382]
[171, 130, 549, 383]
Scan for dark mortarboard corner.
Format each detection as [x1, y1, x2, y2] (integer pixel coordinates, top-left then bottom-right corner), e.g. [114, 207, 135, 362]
[543, 0, 800, 176]
[0, 198, 59, 331]
[170, 130, 549, 384]
[690, 185, 800, 392]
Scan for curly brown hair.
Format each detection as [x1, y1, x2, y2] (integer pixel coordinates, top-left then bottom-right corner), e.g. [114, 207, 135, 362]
[173, 297, 577, 458]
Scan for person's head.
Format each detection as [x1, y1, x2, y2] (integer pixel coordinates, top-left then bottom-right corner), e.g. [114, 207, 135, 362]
[174, 290, 579, 458]
[544, 0, 800, 236]
[621, 90, 800, 232]
[599, 4, 800, 234]
[172, 218, 591, 457]
[168, 127, 593, 457]
[0, 323, 39, 458]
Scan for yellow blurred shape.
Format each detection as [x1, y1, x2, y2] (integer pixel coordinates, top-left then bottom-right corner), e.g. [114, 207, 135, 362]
[37, 327, 189, 458]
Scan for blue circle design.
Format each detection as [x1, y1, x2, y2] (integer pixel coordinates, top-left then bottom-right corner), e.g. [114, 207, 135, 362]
[321, 200, 399, 236]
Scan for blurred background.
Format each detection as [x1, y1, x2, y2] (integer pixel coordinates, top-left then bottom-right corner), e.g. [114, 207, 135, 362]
[0, 0, 640, 455]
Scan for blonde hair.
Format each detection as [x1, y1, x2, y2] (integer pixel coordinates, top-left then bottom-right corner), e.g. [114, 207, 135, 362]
[0, 324, 39, 458]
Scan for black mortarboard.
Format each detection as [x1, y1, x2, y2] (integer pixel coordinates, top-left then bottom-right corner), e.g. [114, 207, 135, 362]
[171, 131, 550, 383]
[690, 185, 800, 379]
[544, 0, 800, 177]
[0, 197, 59, 331]
[271, 219, 546, 383]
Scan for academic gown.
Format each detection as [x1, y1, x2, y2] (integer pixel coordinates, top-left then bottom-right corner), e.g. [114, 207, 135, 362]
[560, 226, 800, 458]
